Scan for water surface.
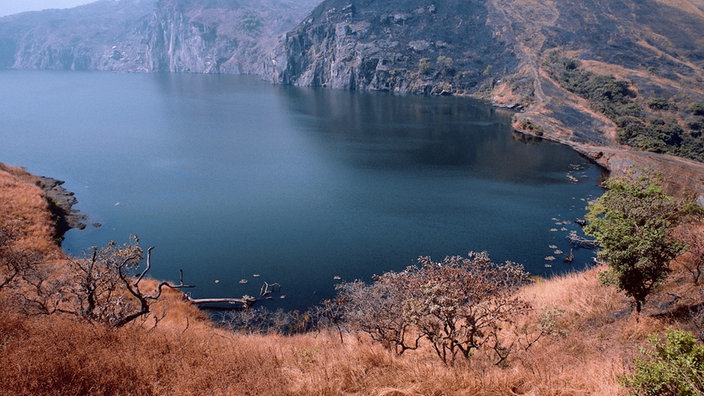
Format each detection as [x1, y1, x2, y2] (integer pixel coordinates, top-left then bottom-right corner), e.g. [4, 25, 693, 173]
[0, 71, 603, 309]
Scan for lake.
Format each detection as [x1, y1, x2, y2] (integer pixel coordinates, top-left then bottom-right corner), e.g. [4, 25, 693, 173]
[0, 71, 603, 310]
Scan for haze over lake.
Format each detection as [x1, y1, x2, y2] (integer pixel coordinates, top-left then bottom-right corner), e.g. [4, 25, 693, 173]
[0, 71, 603, 309]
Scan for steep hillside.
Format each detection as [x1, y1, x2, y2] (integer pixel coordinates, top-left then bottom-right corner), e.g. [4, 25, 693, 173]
[0, 0, 318, 73]
[145, 0, 319, 74]
[0, 0, 155, 71]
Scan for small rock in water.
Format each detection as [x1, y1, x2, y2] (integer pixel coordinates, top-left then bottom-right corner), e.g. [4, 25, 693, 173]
[252, 274, 261, 278]
[333, 275, 342, 280]
[214, 279, 220, 284]
[239, 279, 248, 284]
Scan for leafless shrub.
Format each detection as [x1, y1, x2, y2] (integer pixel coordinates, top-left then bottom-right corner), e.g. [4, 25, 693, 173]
[61, 236, 192, 328]
[335, 252, 533, 364]
[335, 271, 421, 355]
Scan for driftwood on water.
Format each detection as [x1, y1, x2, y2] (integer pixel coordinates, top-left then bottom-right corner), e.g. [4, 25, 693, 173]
[566, 233, 600, 249]
[187, 296, 257, 309]
[184, 281, 281, 310]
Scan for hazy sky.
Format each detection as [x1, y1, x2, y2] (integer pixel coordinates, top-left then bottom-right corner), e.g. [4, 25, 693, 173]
[0, 0, 95, 17]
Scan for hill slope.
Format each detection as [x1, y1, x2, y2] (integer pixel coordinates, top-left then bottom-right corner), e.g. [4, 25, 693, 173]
[273, 0, 704, 198]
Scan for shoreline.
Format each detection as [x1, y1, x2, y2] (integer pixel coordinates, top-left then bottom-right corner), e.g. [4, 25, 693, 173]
[512, 124, 704, 205]
[0, 163, 87, 240]
[35, 175, 88, 240]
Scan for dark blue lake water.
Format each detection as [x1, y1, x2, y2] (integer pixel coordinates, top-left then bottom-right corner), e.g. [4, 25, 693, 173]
[0, 71, 603, 309]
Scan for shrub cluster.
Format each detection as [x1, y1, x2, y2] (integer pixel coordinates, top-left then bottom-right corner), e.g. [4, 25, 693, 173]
[333, 253, 533, 364]
[543, 54, 704, 162]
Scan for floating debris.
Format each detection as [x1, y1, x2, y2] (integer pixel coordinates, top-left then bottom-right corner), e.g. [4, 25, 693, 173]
[280, 295, 286, 299]
[252, 274, 261, 278]
[544, 264, 553, 268]
[333, 275, 342, 281]
[560, 227, 568, 231]
[548, 244, 558, 249]
[544, 256, 556, 261]
[214, 279, 220, 284]
[239, 279, 248, 284]
[554, 249, 563, 255]
[550, 228, 558, 232]
[566, 174, 579, 183]
[551, 217, 559, 221]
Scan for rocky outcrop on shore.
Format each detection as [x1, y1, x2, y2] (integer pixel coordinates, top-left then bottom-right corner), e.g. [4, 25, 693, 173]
[34, 177, 87, 238]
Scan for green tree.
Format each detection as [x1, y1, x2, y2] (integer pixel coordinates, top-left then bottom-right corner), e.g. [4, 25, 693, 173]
[621, 329, 704, 395]
[585, 175, 687, 314]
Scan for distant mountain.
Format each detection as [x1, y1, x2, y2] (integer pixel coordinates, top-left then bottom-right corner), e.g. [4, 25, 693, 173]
[145, 0, 319, 74]
[0, 0, 319, 73]
[0, 0, 155, 71]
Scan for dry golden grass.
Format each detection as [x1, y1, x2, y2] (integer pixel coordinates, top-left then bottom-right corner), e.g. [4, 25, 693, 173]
[1, 163, 702, 395]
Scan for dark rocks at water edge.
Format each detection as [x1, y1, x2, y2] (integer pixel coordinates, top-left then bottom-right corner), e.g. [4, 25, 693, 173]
[35, 176, 87, 238]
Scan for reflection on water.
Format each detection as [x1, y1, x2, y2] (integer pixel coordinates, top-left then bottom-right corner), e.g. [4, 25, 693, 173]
[0, 72, 603, 310]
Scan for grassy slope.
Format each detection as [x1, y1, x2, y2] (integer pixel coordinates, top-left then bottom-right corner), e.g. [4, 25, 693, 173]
[1, 164, 703, 395]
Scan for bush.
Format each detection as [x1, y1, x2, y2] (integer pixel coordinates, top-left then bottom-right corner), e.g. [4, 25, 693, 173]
[621, 329, 704, 395]
[689, 103, 704, 116]
[647, 97, 678, 111]
[336, 253, 532, 364]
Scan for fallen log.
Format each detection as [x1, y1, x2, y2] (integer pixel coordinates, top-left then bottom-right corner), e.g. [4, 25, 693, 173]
[187, 296, 257, 309]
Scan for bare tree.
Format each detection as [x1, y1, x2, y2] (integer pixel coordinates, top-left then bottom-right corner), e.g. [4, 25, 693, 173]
[65, 237, 192, 328]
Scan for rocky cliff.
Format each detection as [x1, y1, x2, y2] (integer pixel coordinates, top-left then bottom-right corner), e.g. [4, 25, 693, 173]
[144, 0, 318, 74]
[272, 0, 519, 97]
[0, 0, 318, 73]
[0, 0, 155, 71]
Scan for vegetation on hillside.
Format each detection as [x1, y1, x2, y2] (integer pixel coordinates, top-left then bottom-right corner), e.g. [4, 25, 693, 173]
[1, 164, 704, 395]
[544, 54, 704, 162]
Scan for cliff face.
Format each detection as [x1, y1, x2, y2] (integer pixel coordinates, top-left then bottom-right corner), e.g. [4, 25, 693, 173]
[145, 0, 318, 74]
[0, 0, 318, 74]
[0, 0, 155, 71]
[272, 0, 519, 96]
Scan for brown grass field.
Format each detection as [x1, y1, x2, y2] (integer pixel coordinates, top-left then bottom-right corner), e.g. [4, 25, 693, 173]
[1, 163, 702, 395]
